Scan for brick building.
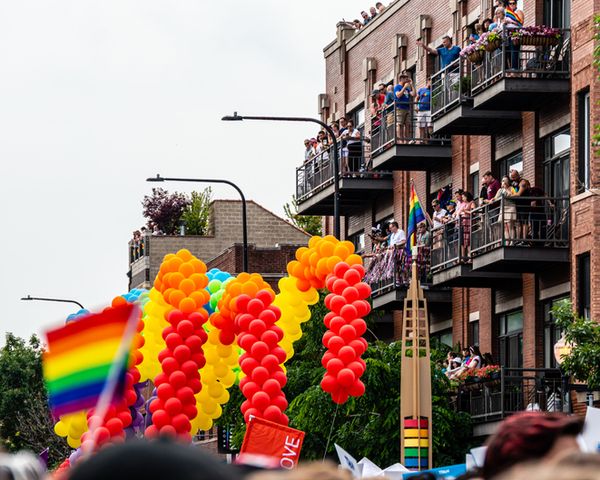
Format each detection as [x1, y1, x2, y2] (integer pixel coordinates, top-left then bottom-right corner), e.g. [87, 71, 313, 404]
[128, 199, 310, 290]
[297, 0, 598, 433]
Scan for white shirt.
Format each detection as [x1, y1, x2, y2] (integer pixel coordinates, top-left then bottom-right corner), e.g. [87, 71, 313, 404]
[388, 229, 406, 246]
[432, 208, 448, 228]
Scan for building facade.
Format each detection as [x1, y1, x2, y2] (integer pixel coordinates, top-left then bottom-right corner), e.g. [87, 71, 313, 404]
[297, 0, 599, 431]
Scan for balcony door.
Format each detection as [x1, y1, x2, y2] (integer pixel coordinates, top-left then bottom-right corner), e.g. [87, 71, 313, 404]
[543, 0, 570, 29]
[543, 129, 570, 198]
[497, 310, 523, 368]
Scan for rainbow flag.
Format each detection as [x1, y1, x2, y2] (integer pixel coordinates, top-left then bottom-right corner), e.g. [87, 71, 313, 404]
[43, 303, 137, 418]
[505, 7, 524, 27]
[406, 184, 426, 252]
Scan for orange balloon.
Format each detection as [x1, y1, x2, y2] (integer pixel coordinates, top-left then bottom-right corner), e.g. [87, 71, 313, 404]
[179, 297, 197, 314]
[179, 279, 196, 296]
[189, 259, 207, 274]
[176, 249, 192, 261]
[168, 289, 186, 308]
[190, 290, 208, 308]
[241, 282, 259, 297]
[167, 257, 184, 273]
[168, 272, 185, 289]
[178, 262, 195, 278]
[112, 296, 127, 307]
[346, 254, 363, 266]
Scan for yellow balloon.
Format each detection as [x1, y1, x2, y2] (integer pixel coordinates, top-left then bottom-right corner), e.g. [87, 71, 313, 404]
[67, 436, 81, 449]
[54, 421, 68, 437]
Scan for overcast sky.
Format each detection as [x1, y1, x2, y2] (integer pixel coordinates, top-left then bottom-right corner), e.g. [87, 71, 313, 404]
[0, 0, 371, 340]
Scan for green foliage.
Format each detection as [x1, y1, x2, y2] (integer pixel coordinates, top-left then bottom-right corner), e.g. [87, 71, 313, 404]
[181, 188, 212, 235]
[284, 197, 323, 236]
[219, 292, 472, 467]
[0, 333, 70, 467]
[552, 299, 600, 390]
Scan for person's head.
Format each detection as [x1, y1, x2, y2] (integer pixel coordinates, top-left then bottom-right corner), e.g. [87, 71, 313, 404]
[418, 221, 428, 233]
[370, 6, 377, 16]
[469, 345, 482, 357]
[339, 116, 348, 127]
[389, 221, 399, 231]
[463, 191, 474, 202]
[442, 35, 453, 48]
[304, 139, 311, 149]
[426, 76, 431, 87]
[455, 188, 464, 199]
[432, 199, 440, 210]
[446, 201, 456, 212]
[317, 130, 326, 141]
[398, 73, 408, 84]
[462, 347, 470, 356]
[386, 84, 393, 93]
[494, 7, 506, 20]
[361, 10, 369, 19]
[475, 23, 484, 34]
[482, 170, 495, 185]
[376, 2, 385, 11]
[509, 169, 521, 182]
[378, 82, 386, 92]
[520, 179, 531, 190]
[482, 412, 584, 479]
[353, 19, 362, 28]
[346, 119, 354, 130]
[141, 226, 147, 232]
[507, 0, 518, 9]
[482, 18, 493, 30]
[501, 176, 511, 189]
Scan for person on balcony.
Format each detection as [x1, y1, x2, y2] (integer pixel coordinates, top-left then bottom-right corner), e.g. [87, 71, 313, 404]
[482, 171, 501, 203]
[457, 191, 476, 260]
[444, 352, 463, 378]
[376, 2, 385, 13]
[516, 179, 548, 243]
[493, 176, 517, 243]
[417, 35, 461, 70]
[360, 10, 371, 26]
[369, 6, 378, 19]
[394, 73, 415, 143]
[482, 17, 493, 32]
[304, 139, 313, 162]
[505, 1, 524, 70]
[489, 7, 507, 30]
[431, 199, 448, 228]
[342, 119, 362, 174]
[416, 77, 432, 143]
[509, 168, 522, 192]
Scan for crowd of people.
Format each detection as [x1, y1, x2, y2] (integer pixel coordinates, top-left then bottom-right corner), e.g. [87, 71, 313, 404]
[444, 345, 492, 379]
[340, 2, 387, 31]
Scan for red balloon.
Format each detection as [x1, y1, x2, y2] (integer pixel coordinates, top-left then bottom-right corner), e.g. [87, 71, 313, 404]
[263, 405, 282, 423]
[355, 282, 371, 299]
[191, 353, 206, 369]
[258, 309, 277, 326]
[105, 417, 124, 436]
[338, 346, 357, 364]
[165, 332, 183, 351]
[244, 407, 260, 423]
[322, 331, 335, 348]
[261, 354, 280, 373]
[327, 336, 345, 353]
[350, 319, 367, 336]
[241, 381, 260, 399]
[161, 326, 174, 341]
[169, 371, 187, 390]
[172, 413, 191, 433]
[251, 366, 270, 385]
[256, 289, 275, 306]
[159, 425, 177, 438]
[247, 298, 265, 317]
[157, 348, 171, 363]
[183, 404, 198, 419]
[323, 311, 336, 328]
[93, 426, 111, 445]
[332, 390, 349, 405]
[248, 319, 267, 337]
[157, 383, 175, 402]
[252, 391, 271, 411]
[164, 397, 183, 416]
[349, 339, 367, 356]
[329, 296, 346, 314]
[348, 360, 365, 377]
[339, 324, 357, 342]
[219, 329, 236, 345]
[167, 310, 185, 326]
[321, 351, 335, 367]
[250, 341, 269, 359]
[152, 409, 171, 429]
[145, 425, 158, 438]
[161, 357, 179, 375]
[272, 370, 288, 388]
[330, 317, 346, 334]
[261, 330, 279, 347]
[337, 368, 356, 387]
[272, 394, 288, 411]
[173, 344, 192, 364]
[332, 279, 350, 295]
[235, 294, 251, 313]
[177, 320, 194, 338]
[189, 378, 202, 393]
[262, 378, 281, 398]
[353, 300, 370, 318]
[333, 262, 350, 278]
[340, 304, 358, 321]
[181, 360, 199, 379]
[189, 311, 206, 328]
[324, 293, 334, 311]
[326, 358, 345, 375]
[238, 333, 257, 352]
[176, 386, 196, 405]
[320, 374, 337, 393]
[349, 379, 366, 397]
[272, 347, 287, 364]
[125, 389, 138, 406]
[342, 286, 360, 303]
[149, 398, 163, 414]
[343, 268, 361, 285]
[185, 335, 204, 353]
[240, 356, 260, 375]
[240, 400, 251, 414]
[236, 313, 254, 332]
[271, 325, 284, 340]
[325, 275, 337, 292]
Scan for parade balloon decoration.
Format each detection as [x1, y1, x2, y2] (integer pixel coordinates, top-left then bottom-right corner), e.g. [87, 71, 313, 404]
[321, 262, 370, 404]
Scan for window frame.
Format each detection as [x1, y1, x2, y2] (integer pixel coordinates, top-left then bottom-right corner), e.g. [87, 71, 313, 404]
[577, 252, 591, 319]
[577, 90, 591, 193]
[497, 309, 523, 368]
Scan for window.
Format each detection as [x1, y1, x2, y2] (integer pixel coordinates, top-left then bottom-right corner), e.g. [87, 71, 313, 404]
[577, 91, 590, 192]
[577, 253, 591, 318]
[349, 232, 365, 254]
[470, 171, 480, 203]
[431, 328, 453, 348]
[543, 0, 570, 28]
[543, 296, 568, 368]
[497, 310, 523, 368]
[351, 107, 366, 138]
[469, 320, 480, 347]
[543, 129, 570, 198]
[496, 151, 523, 182]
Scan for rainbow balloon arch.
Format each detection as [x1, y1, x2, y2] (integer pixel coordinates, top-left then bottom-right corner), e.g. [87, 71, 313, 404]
[52, 235, 372, 462]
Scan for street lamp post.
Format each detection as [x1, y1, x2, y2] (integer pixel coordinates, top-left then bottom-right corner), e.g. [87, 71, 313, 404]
[20, 295, 85, 310]
[146, 175, 249, 273]
[221, 112, 341, 239]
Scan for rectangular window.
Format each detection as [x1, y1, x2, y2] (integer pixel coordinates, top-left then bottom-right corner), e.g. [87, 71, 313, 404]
[543, 0, 570, 28]
[497, 310, 523, 368]
[543, 129, 570, 198]
[578, 91, 590, 192]
[470, 171, 480, 203]
[349, 232, 366, 254]
[543, 296, 568, 368]
[469, 320, 480, 347]
[432, 328, 453, 348]
[496, 151, 523, 182]
[577, 253, 591, 318]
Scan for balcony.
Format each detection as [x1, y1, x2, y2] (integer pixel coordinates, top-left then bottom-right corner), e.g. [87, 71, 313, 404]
[470, 29, 570, 111]
[456, 368, 564, 432]
[431, 58, 520, 136]
[470, 197, 569, 272]
[296, 145, 393, 216]
[430, 219, 519, 288]
[365, 247, 451, 311]
[370, 104, 451, 171]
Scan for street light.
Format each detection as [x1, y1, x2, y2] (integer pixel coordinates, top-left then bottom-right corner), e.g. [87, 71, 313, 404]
[20, 295, 85, 310]
[221, 112, 341, 238]
[146, 174, 249, 273]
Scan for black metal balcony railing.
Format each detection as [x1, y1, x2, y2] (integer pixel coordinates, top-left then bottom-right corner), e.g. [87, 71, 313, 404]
[470, 196, 569, 257]
[431, 57, 467, 118]
[430, 217, 465, 274]
[129, 236, 148, 263]
[365, 245, 431, 297]
[296, 143, 391, 202]
[370, 103, 450, 156]
[471, 29, 570, 96]
[456, 367, 564, 423]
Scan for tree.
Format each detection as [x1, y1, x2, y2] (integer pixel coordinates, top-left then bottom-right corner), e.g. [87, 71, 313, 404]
[181, 188, 212, 235]
[0, 333, 70, 467]
[219, 293, 473, 467]
[142, 188, 190, 235]
[552, 299, 600, 391]
[284, 197, 323, 236]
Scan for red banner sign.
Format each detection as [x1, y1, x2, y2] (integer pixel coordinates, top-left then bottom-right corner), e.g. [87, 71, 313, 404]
[239, 417, 305, 469]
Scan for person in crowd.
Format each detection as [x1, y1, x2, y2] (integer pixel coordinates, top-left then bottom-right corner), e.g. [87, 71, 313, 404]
[416, 221, 431, 247]
[445, 351, 463, 378]
[509, 169, 522, 192]
[452, 188, 465, 219]
[370, 90, 384, 132]
[394, 73, 415, 142]
[516, 179, 547, 242]
[328, 122, 340, 146]
[369, 6, 378, 19]
[140, 226, 148, 236]
[513, 178, 532, 242]
[481, 412, 583, 479]
[376, 2, 386, 13]
[152, 225, 164, 236]
[342, 119, 362, 173]
[505, 0, 524, 70]
[469, 23, 483, 43]
[352, 19, 363, 30]
[482, 17, 493, 31]
[451, 345, 482, 379]
[459, 191, 476, 259]
[416, 77, 432, 143]
[68, 439, 242, 480]
[493, 176, 517, 242]
[417, 35, 461, 70]
[444, 200, 456, 219]
[386, 221, 407, 248]
[0, 450, 45, 480]
[431, 199, 448, 228]
[304, 139, 313, 162]
[360, 10, 371, 26]
[482, 171, 501, 203]
[489, 6, 506, 30]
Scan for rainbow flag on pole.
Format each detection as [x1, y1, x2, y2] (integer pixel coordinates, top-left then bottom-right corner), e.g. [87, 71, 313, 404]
[43, 303, 138, 418]
[406, 183, 426, 253]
